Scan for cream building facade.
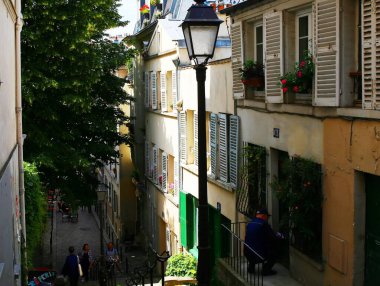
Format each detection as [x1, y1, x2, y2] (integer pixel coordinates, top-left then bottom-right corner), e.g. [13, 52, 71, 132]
[0, 0, 24, 285]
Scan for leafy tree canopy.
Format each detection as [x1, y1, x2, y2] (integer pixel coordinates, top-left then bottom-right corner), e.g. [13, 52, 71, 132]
[22, 0, 135, 199]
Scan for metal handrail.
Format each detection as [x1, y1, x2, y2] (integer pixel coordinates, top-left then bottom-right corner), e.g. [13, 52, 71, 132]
[221, 223, 264, 286]
[125, 246, 170, 286]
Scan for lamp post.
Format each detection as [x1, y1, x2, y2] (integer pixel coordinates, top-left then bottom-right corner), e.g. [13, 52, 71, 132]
[181, 2, 222, 285]
[97, 186, 107, 286]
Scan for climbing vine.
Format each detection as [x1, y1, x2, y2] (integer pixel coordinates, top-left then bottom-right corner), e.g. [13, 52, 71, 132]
[237, 144, 267, 218]
[272, 156, 322, 260]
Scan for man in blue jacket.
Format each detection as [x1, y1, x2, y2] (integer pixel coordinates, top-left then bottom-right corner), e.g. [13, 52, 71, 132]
[244, 208, 279, 276]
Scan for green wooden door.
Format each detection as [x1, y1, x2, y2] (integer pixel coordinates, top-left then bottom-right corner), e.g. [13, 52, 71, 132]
[365, 174, 380, 286]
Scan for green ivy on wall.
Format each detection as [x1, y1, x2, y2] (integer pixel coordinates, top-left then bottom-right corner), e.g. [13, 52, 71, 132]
[237, 144, 267, 218]
[24, 162, 47, 268]
[272, 156, 322, 260]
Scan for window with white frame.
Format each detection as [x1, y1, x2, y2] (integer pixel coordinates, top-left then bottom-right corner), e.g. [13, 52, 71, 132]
[209, 113, 239, 188]
[254, 23, 264, 65]
[296, 10, 312, 62]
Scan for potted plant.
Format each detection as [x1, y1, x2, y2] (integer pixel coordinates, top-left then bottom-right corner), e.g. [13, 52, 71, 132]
[280, 52, 314, 94]
[140, 4, 150, 18]
[150, 0, 159, 6]
[239, 60, 265, 88]
[217, 0, 224, 11]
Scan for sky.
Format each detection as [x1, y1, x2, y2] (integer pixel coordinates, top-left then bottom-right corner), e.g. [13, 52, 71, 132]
[106, 0, 139, 37]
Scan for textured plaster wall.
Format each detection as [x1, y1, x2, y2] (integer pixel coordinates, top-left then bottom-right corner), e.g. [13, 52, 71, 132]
[0, 1, 17, 167]
[323, 118, 380, 286]
[238, 109, 323, 162]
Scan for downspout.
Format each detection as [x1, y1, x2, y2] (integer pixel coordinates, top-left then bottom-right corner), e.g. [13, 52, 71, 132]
[15, 0, 27, 283]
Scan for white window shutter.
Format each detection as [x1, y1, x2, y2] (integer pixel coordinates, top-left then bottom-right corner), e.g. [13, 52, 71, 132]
[153, 146, 158, 184]
[145, 141, 150, 176]
[151, 72, 157, 110]
[145, 72, 150, 108]
[210, 113, 218, 178]
[229, 115, 239, 188]
[362, 0, 380, 110]
[174, 157, 179, 197]
[172, 71, 177, 110]
[194, 112, 198, 166]
[179, 111, 187, 164]
[219, 113, 229, 183]
[161, 72, 167, 112]
[162, 153, 168, 192]
[314, 0, 340, 106]
[166, 226, 171, 253]
[231, 22, 245, 99]
[264, 11, 283, 103]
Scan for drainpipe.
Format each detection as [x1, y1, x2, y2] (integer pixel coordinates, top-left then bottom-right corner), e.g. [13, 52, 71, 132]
[15, 1, 27, 284]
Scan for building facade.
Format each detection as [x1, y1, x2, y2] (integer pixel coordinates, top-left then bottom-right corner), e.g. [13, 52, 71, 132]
[223, 0, 380, 285]
[0, 0, 23, 285]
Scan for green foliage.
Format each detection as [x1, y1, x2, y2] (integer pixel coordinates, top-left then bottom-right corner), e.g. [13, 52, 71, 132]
[237, 144, 266, 218]
[165, 253, 197, 278]
[239, 60, 264, 80]
[272, 156, 322, 260]
[24, 162, 47, 267]
[21, 0, 136, 199]
[280, 51, 314, 94]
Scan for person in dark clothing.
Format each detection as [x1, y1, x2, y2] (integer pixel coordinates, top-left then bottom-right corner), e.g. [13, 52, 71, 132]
[79, 243, 93, 282]
[62, 246, 80, 286]
[244, 208, 281, 276]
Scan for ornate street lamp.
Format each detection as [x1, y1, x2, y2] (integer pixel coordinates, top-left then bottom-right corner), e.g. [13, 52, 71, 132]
[181, 2, 222, 286]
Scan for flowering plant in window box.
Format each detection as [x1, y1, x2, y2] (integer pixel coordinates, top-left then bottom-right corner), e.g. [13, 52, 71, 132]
[239, 60, 265, 88]
[280, 52, 314, 94]
[150, 0, 159, 6]
[139, 4, 150, 14]
[168, 182, 175, 195]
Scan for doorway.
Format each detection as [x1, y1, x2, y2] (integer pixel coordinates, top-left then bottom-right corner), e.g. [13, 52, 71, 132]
[365, 174, 380, 286]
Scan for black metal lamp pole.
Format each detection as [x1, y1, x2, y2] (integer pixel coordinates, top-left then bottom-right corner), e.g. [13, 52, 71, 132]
[195, 64, 210, 286]
[180, 1, 222, 285]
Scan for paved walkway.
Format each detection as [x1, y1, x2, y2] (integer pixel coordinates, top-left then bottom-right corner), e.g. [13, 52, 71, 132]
[39, 204, 163, 286]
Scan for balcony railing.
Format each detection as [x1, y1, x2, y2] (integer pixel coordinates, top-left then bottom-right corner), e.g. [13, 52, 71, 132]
[221, 222, 264, 286]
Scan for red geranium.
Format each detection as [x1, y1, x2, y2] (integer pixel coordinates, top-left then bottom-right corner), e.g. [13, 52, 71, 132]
[293, 86, 299, 93]
[282, 87, 288, 93]
[297, 70, 302, 78]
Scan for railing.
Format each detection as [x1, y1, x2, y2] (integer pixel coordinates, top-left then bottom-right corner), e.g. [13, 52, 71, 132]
[221, 222, 264, 286]
[89, 256, 117, 286]
[125, 246, 170, 286]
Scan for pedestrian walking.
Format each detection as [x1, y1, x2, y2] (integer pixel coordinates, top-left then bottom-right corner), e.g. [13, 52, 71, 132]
[105, 242, 122, 273]
[79, 243, 93, 282]
[62, 246, 80, 286]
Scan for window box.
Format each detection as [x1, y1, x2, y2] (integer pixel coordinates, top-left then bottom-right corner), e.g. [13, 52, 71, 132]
[241, 77, 264, 88]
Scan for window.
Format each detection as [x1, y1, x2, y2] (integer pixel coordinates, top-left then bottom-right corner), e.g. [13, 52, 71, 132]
[209, 113, 239, 187]
[254, 24, 263, 65]
[237, 143, 267, 218]
[296, 12, 312, 62]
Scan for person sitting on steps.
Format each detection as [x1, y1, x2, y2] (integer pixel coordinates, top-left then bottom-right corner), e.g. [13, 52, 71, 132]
[244, 208, 284, 276]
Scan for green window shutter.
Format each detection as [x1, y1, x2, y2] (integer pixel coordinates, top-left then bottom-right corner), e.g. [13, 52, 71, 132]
[180, 191, 188, 248]
[187, 194, 195, 250]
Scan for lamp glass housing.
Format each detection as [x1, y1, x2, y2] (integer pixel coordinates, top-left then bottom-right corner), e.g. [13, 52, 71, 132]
[181, 5, 222, 64]
[97, 189, 107, 202]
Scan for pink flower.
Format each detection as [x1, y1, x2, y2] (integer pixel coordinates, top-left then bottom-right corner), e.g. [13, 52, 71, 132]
[297, 70, 302, 78]
[299, 61, 306, 68]
[282, 87, 288, 93]
[281, 79, 287, 85]
[293, 86, 299, 93]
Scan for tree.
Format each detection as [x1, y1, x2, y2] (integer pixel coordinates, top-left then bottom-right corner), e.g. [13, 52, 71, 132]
[21, 0, 135, 199]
